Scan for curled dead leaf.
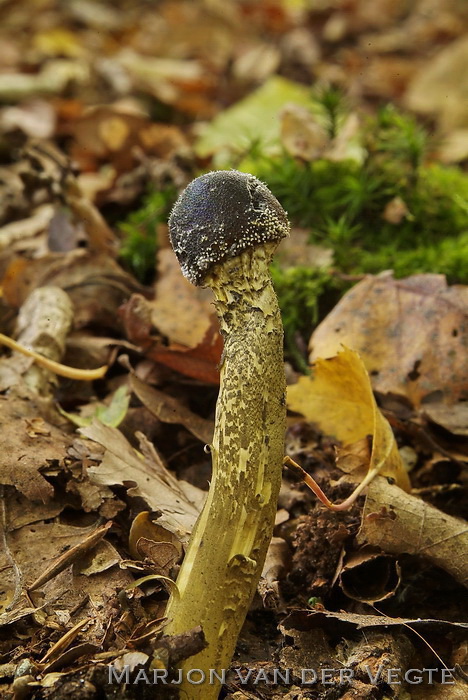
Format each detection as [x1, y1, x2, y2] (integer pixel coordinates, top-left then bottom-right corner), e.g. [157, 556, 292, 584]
[151, 248, 218, 349]
[129, 511, 183, 567]
[358, 477, 468, 587]
[338, 547, 402, 603]
[287, 347, 411, 497]
[130, 373, 214, 445]
[83, 422, 205, 543]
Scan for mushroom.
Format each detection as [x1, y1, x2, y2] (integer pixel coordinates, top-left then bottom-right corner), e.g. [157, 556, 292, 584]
[164, 170, 290, 697]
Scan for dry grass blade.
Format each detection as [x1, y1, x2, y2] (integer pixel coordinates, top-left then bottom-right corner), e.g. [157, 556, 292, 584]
[39, 618, 93, 666]
[27, 522, 112, 592]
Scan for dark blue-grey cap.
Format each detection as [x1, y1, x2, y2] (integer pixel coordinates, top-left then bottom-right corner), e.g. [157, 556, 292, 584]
[169, 170, 290, 285]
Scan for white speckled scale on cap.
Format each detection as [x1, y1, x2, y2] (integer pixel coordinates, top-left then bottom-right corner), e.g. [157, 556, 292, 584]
[168, 170, 290, 285]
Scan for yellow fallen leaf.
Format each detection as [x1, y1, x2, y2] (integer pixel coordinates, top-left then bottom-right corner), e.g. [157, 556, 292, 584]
[287, 347, 410, 492]
[33, 28, 83, 58]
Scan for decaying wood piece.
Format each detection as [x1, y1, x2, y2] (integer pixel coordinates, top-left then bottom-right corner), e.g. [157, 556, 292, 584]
[7, 286, 73, 395]
[358, 476, 468, 587]
[0, 286, 108, 384]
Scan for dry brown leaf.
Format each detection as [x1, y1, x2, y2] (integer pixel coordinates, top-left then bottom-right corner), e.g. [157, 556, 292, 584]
[287, 347, 410, 491]
[276, 228, 333, 269]
[41, 642, 99, 675]
[3, 249, 141, 332]
[70, 105, 189, 173]
[0, 395, 70, 502]
[0, 99, 56, 139]
[121, 266, 222, 384]
[2, 519, 132, 636]
[83, 421, 205, 543]
[116, 50, 214, 115]
[362, 55, 417, 99]
[148, 321, 222, 385]
[281, 608, 468, 636]
[74, 540, 121, 577]
[130, 373, 214, 445]
[258, 537, 290, 608]
[5, 492, 65, 532]
[128, 511, 182, 559]
[404, 35, 468, 132]
[0, 59, 89, 101]
[382, 196, 410, 224]
[358, 476, 468, 587]
[280, 103, 329, 161]
[233, 43, 280, 82]
[118, 293, 154, 345]
[18, 142, 117, 255]
[0, 204, 54, 252]
[121, 309, 222, 386]
[335, 436, 371, 478]
[28, 522, 113, 592]
[438, 128, 468, 164]
[309, 274, 468, 407]
[128, 512, 182, 578]
[151, 248, 215, 349]
[422, 402, 468, 437]
[338, 547, 401, 603]
[64, 173, 117, 255]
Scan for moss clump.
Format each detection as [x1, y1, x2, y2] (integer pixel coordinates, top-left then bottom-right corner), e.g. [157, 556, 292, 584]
[252, 102, 468, 367]
[255, 105, 467, 283]
[118, 187, 176, 283]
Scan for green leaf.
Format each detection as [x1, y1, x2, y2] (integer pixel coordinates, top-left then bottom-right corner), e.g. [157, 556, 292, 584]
[195, 76, 319, 166]
[58, 385, 130, 428]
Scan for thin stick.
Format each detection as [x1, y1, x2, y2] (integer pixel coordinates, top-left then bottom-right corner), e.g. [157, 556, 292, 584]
[283, 455, 372, 511]
[0, 333, 108, 381]
[28, 522, 112, 592]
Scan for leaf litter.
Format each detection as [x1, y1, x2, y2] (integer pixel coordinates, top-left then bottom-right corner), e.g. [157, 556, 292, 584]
[0, 0, 466, 698]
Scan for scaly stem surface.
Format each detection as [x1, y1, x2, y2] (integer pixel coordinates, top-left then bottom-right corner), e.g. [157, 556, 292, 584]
[163, 244, 286, 699]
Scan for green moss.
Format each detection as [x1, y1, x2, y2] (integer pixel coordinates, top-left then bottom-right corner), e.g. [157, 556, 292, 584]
[251, 102, 468, 367]
[118, 187, 176, 283]
[254, 106, 467, 284]
[271, 264, 345, 371]
[357, 231, 468, 280]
